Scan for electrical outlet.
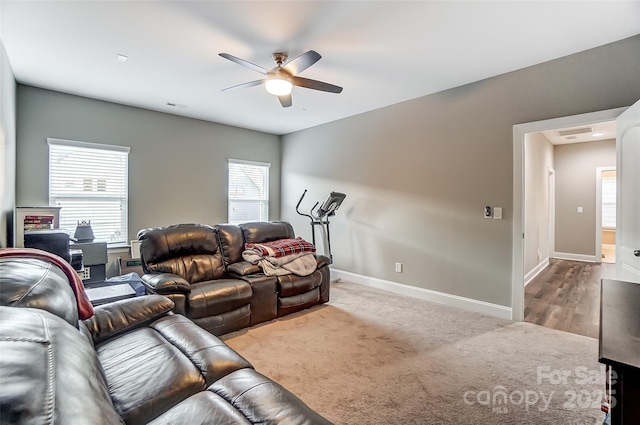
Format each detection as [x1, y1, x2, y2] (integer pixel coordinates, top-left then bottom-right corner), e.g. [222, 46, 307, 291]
[395, 262, 403, 273]
[80, 267, 91, 280]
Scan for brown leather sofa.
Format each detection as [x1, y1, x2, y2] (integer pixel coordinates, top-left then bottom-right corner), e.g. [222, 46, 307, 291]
[137, 221, 330, 336]
[0, 252, 332, 425]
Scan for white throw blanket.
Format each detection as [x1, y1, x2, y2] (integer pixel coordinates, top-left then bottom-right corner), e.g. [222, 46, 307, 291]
[243, 250, 317, 277]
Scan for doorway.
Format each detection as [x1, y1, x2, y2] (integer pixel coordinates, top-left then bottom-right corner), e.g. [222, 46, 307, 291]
[511, 107, 626, 322]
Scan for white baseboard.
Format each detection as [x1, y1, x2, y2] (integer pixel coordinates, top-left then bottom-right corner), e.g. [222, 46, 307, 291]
[552, 252, 598, 263]
[330, 269, 512, 320]
[524, 258, 550, 287]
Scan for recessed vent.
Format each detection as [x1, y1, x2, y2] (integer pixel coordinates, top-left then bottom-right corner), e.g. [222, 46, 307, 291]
[558, 127, 593, 137]
[565, 136, 578, 140]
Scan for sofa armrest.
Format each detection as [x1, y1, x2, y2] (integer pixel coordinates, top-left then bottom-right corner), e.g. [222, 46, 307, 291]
[82, 295, 174, 344]
[316, 254, 331, 269]
[227, 261, 261, 276]
[142, 272, 191, 295]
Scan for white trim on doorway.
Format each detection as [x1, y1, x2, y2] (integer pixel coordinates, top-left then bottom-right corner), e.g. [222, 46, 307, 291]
[511, 107, 627, 321]
[548, 166, 555, 265]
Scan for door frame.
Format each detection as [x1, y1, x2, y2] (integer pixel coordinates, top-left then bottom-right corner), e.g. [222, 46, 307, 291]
[548, 166, 555, 262]
[511, 107, 627, 321]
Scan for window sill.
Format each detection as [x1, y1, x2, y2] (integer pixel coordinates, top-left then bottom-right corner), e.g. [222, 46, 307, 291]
[108, 243, 131, 252]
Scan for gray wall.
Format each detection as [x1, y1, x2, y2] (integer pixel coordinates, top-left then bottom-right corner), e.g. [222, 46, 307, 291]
[0, 40, 16, 248]
[16, 85, 281, 245]
[524, 132, 554, 275]
[554, 139, 616, 257]
[281, 35, 640, 307]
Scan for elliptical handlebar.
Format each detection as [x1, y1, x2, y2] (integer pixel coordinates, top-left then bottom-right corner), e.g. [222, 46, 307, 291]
[295, 189, 307, 213]
[296, 189, 315, 222]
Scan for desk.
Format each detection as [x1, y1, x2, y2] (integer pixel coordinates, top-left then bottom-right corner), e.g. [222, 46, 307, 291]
[599, 279, 640, 425]
[72, 242, 107, 284]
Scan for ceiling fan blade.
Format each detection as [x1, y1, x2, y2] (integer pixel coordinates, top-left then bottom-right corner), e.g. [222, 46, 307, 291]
[221, 79, 264, 91]
[282, 50, 321, 76]
[278, 93, 292, 108]
[291, 76, 343, 94]
[219, 53, 269, 75]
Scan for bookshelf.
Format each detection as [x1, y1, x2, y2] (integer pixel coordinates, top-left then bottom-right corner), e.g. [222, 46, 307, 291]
[16, 207, 62, 247]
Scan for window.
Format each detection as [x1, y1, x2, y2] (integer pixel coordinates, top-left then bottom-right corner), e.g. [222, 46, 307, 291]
[602, 173, 616, 228]
[48, 138, 129, 245]
[228, 159, 270, 224]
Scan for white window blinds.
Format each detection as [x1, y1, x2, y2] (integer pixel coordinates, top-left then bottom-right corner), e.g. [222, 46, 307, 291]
[48, 138, 129, 244]
[602, 174, 616, 228]
[228, 159, 270, 224]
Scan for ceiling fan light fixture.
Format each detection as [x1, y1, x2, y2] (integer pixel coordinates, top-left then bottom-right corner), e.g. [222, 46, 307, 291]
[265, 76, 293, 96]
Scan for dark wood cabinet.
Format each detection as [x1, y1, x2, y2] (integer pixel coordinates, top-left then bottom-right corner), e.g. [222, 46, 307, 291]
[599, 279, 640, 425]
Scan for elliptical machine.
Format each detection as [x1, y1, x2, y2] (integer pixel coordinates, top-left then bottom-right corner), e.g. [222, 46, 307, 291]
[296, 190, 346, 264]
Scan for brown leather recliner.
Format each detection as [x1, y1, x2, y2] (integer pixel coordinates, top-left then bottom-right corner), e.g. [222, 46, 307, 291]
[137, 223, 253, 336]
[137, 221, 330, 336]
[0, 251, 332, 425]
[218, 221, 331, 317]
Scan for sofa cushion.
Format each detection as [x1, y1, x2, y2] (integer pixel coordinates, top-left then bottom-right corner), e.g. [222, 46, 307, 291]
[240, 221, 295, 244]
[150, 315, 253, 384]
[188, 279, 252, 319]
[96, 313, 253, 425]
[227, 260, 261, 276]
[0, 257, 79, 327]
[278, 289, 321, 317]
[209, 368, 333, 425]
[277, 271, 322, 297]
[138, 224, 225, 283]
[148, 391, 252, 425]
[0, 307, 122, 425]
[192, 306, 251, 337]
[216, 224, 245, 266]
[151, 369, 335, 425]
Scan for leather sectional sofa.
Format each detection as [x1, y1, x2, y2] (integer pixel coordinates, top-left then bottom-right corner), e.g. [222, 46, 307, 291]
[0, 251, 332, 424]
[137, 221, 330, 336]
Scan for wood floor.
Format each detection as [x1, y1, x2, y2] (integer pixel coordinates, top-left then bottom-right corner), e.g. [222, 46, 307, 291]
[524, 259, 615, 339]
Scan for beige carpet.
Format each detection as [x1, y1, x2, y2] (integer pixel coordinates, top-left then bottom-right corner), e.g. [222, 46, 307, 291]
[222, 281, 607, 424]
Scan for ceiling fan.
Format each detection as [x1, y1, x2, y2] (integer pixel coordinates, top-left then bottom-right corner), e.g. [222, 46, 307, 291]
[219, 50, 343, 108]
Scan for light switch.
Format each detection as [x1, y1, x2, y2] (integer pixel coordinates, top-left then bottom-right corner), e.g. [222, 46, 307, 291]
[493, 207, 503, 220]
[577, 206, 584, 213]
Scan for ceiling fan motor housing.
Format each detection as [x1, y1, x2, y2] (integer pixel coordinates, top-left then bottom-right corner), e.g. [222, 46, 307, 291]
[272, 52, 288, 67]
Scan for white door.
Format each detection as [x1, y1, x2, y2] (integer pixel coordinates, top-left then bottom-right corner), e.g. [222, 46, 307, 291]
[615, 99, 640, 283]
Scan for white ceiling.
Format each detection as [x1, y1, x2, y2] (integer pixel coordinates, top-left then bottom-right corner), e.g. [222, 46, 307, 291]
[1, 1, 639, 136]
[543, 121, 617, 145]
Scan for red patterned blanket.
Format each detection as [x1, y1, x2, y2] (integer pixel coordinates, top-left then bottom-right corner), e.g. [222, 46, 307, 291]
[245, 237, 316, 258]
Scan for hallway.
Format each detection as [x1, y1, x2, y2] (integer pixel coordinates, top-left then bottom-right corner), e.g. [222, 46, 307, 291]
[524, 259, 615, 339]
